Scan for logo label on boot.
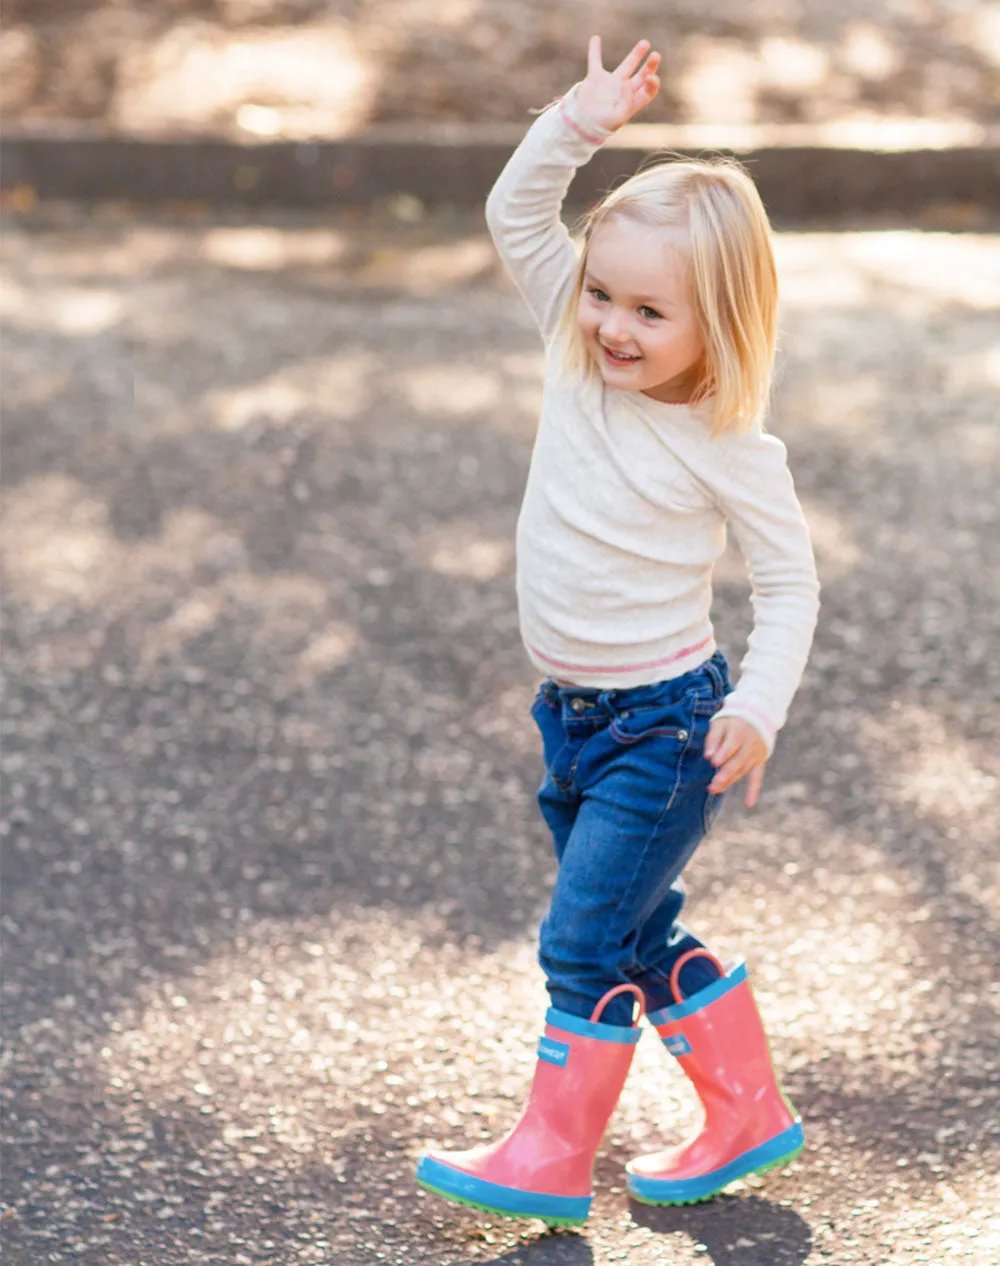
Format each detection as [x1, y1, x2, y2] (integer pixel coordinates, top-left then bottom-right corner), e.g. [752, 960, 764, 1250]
[664, 1033, 692, 1057]
[537, 1037, 570, 1067]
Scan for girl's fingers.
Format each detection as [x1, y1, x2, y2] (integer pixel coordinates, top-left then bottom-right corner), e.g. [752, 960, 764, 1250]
[628, 68, 659, 104]
[635, 74, 660, 107]
[710, 745, 768, 799]
[708, 749, 743, 790]
[745, 764, 766, 808]
[706, 726, 737, 766]
[711, 761, 745, 794]
[587, 35, 604, 77]
[615, 38, 651, 80]
[709, 741, 764, 793]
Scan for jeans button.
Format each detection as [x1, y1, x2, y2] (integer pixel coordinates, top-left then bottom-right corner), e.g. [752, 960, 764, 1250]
[570, 698, 587, 713]
[677, 729, 690, 742]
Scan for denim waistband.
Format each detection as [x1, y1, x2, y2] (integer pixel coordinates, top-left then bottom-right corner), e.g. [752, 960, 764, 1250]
[541, 650, 729, 710]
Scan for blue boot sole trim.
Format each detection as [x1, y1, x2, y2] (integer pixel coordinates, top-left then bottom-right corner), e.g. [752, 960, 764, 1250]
[626, 1122, 805, 1205]
[416, 1156, 591, 1224]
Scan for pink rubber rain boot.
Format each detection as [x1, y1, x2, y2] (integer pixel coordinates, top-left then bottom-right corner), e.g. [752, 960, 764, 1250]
[417, 984, 644, 1225]
[627, 950, 804, 1205]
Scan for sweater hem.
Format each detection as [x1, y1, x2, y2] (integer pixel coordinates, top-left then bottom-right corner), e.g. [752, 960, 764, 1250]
[524, 634, 716, 687]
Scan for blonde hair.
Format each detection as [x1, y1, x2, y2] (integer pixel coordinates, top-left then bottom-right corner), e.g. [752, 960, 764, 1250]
[555, 156, 778, 436]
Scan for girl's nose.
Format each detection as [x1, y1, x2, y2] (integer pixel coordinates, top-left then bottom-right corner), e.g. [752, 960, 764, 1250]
[601, 310, 629, 343]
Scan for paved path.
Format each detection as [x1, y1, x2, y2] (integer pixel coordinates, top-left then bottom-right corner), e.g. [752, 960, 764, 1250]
[2, 206, 999, 1264]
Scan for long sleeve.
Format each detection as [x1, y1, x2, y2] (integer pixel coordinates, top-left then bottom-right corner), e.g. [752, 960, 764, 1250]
[485, 85, 613, 345]
[710, 430, 821, 757]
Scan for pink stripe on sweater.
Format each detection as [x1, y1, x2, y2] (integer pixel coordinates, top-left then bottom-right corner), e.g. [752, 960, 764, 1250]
[527, 635, 713, 676]
[558, 97, 606, 146]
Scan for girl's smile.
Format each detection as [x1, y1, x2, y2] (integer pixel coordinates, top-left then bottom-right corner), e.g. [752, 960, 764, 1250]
[602, 345, 642, 365]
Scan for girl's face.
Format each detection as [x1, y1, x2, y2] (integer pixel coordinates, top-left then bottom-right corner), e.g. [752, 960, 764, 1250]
[577, 218, 706, 404]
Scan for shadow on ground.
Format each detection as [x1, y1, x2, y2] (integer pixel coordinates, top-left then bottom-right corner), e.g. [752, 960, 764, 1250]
[1, 207, 998, 1264]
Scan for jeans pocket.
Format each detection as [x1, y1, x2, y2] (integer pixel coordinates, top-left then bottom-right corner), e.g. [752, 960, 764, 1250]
[609, 699, 691, 748]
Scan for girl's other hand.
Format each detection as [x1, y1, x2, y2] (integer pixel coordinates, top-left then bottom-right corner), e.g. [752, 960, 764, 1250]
[576, 36, 661, 132]
[704, 716, 769, 808]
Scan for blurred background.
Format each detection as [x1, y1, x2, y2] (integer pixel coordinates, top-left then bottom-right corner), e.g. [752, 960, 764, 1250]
[2, 5, 999, 1266]
[3, 0, 999, 137]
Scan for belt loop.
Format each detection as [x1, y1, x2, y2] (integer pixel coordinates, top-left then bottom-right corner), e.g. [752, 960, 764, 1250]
[704, 655, 724, 697]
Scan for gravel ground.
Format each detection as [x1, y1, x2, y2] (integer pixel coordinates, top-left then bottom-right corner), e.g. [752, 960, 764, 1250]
[1, 203, 999, 1265]
[3, 1, 998, 135]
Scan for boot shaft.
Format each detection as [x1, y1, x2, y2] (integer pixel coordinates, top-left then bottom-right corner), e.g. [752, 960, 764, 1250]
[649, 960, 796, 1136]
[417, 984, 645, 1220]
[527, 1007, 642, 1146]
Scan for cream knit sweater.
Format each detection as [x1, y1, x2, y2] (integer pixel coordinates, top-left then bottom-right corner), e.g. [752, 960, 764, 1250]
[485, 87, 820, 756]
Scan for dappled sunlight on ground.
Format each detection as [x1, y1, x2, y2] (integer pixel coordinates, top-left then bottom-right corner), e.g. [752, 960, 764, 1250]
[199, 226, 349, 272]
[400, 366, 504, 418]
[775, 231, 1000, 314]
[1, 476, 222, 612]
[0, 278, 126, 335]
[206, 352, 377, 432]
[0, 472, 374, 688]
[361, 240, 499, 295]
[92, 889, 993, 1159]
[791, 504, 862, 581]
[882, 1187, 1000, 1260]
[2, 207, 998, 1262]
[948, 340, 1000, 391]
[860, 703, 1000, 889]
[416, 522, 514, 582]
[775, 374, 882, 437]
[77, 878, 998, 1261]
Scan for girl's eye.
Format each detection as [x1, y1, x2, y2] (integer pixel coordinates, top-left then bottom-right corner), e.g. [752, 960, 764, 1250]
[586, 289, 659, 318]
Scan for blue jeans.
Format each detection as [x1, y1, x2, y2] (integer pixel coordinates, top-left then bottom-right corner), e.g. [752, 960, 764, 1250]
[532, 650, 735, 1027]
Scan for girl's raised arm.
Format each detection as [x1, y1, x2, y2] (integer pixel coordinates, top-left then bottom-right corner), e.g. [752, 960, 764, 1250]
[485, 38, 660, 346]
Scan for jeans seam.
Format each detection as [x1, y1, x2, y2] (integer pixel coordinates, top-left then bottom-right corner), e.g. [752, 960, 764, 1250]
[593, 725, 694, 969]
[564, 725, 601, 787]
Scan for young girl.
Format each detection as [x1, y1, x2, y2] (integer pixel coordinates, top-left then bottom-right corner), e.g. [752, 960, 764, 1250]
[416, 36, 820, 1225]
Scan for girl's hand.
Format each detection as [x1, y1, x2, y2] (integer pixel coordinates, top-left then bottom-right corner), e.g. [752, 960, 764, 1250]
[576, 36, 661, 132]
[705, 716, 768, 808]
